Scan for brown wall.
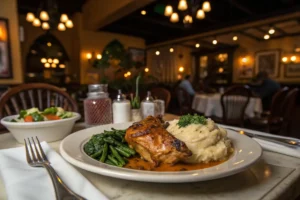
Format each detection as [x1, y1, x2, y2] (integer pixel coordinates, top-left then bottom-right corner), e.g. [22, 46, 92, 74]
[0, 0, 23, 84]
[233, 35, 300, 84]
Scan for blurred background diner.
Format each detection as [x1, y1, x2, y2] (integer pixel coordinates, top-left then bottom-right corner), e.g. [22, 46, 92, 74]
[0, 0, 299, 137]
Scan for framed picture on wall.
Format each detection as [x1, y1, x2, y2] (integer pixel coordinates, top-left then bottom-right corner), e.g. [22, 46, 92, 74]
[285, 63, 300, 77]
[238, 65, 254, 79]
[0, 18, 12, 78]
[255, 50, 280, 78]
[128, 47, 146, 68]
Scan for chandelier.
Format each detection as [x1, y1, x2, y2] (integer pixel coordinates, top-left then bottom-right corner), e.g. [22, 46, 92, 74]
[25, 0, 73, 31]
[164, 0, 211, 24]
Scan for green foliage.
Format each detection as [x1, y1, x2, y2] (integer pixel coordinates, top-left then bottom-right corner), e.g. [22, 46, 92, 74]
[177, 114, 207, 128]
[131, 74, 141, 109]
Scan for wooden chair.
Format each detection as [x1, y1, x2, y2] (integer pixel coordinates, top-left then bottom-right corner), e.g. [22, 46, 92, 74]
[151, 87, 171, 111]
[279, 88, 299, 137]
[0, 83, 78, 119]
[220, 85, 251, 127]
[249, 87, 289, 133]
[176, 87, 192, 115]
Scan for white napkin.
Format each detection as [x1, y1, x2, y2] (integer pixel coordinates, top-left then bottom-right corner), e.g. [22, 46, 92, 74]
[220, 125, 300, 159]
[0, 142, 108, 200]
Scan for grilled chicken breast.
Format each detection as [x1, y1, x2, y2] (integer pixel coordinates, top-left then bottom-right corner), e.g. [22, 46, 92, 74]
[125, 116, 192, 167]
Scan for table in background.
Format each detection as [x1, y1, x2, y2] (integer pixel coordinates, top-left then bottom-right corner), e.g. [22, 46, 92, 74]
[192, 93, 263, 118]
[1, 114, 300, 200]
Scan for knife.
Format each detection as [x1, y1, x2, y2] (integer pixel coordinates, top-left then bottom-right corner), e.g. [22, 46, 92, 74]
[226, 128, 300, 148]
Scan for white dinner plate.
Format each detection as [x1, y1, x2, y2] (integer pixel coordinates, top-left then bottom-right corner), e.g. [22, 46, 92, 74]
[60, 122, 262, 183]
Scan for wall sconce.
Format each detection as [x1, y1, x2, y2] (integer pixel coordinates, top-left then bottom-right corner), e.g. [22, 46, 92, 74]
[86, 52, 102, 65]
[86, 53, 92, 60]
[281, 55, 299, 64]
[144, 67, 149, 72]
[179, 66, 184, 72]
[242, 57, 248, 64]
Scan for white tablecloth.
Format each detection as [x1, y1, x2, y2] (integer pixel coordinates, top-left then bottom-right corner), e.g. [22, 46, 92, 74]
[192, 93, 262, 118]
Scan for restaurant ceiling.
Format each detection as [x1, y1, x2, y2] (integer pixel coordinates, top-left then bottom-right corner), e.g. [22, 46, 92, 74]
[99, 0, 300, 45]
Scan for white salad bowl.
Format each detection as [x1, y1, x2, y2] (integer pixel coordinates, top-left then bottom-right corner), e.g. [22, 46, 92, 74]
[1, 112, 81, 143]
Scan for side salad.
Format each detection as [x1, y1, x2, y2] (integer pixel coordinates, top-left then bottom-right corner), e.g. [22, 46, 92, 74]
[11, 107, 74, 122]
[84, 128, 135, 167]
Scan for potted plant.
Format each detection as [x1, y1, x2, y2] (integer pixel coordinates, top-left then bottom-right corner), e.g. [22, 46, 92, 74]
[130, 74, 142, 121]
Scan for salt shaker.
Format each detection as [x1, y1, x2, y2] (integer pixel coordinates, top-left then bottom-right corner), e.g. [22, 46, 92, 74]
[84, 84, 112, 126]
[112, 90, 131, 123]
[141, 91, 155, 119]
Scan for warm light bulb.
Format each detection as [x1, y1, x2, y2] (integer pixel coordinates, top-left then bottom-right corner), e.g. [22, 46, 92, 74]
[264, 34, 270, 40]
[40, 11, 49, 21]
[164, 5, 173, 16]
[53, 58, 59, 64]
[218, 68, 224, 73]
[145, 68, 149, 72]
[58, 23, 66, 31]
[196, 9, 205, 19]
[127, 71, 131, 76]
[269, 28, 275, 34]
[51, 63, 57, 68]
[202, 1, 211, 12]
[212, 39, 217, 45]
[86, 53, 92, 59]
[47, 42, 51, 47]
[60, 14, 68, 22]
[96, 54, 102, 59]
[291, 56, 297, 62]
[233, 36, 238, 41]
[169, 48, 174, 53]
[178, 0, 188, 11]
[47, 58, 53, 63]
[242, 57, 248, 63]
[32, 18, 41, 27]
[65, 20, 73, 28]
[179, 66, 184, 72]
[282, 57, 288, 63]
[26, 13, 35, 22]
[124, 73, 128, 78]
[170, 13, 179, 23]
[141, 10, 146, 15]
[59, 64, 65, 68]
[183, 15, 193, 24]
[195, 43, 200, 48]
[42, 22, 50, 30]
[155, 51, 160, 55]
[44, 63, 50, 68]
[41, 58, 47, 63]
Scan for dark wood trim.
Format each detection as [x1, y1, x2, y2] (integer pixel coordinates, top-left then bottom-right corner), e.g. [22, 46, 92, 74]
[227, 0, 255, 15]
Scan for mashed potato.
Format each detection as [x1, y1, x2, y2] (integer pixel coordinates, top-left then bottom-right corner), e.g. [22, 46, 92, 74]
[167, 118, 232, 163]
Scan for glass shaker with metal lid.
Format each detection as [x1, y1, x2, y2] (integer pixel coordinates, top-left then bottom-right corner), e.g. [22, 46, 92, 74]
[112, 89, 131, 123]
[141, 91, 155, 119]
[84, 84, 112, 126]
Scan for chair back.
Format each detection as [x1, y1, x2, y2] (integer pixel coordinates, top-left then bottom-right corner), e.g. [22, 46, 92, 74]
[151, 87, 171, 110]
[221, 85, 251, 127]
[269, 87, 289, 118]
[280, 88, 299, 136]
[0, 83, 78, 118]
[176, 87, 192, 115]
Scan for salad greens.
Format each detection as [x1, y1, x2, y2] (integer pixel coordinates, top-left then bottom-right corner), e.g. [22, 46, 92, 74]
[177, 114, 207, 128]
[84, 128, 135, 167]
[11, 107, 74, 122]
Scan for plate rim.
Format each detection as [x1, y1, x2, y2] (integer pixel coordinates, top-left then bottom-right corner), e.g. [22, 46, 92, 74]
[60, 122, 262, 183]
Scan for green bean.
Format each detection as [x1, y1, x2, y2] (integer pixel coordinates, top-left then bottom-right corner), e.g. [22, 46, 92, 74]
[115, 146, 131, 157]
[100, 143, 108, 162]
[103, 137, 123, 146]
[91, 149, 103, 159]
[119, 145, 136, 155]
[110, 145, 125, 166]
[107, 155, 119, 166]
[105, 160, 116, 166]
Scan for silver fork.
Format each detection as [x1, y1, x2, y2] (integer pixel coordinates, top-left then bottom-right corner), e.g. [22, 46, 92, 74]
[24, 137, 86, 200]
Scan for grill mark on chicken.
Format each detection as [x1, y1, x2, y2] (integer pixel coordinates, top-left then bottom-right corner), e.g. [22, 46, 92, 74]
[125, 116, 192, 166]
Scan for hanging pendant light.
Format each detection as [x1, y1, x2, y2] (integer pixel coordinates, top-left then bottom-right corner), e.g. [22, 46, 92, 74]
[164, 5, 173, 16]
[42, 22, 50, 30]
[39, 11, 49, 21]
[170, 13, 179, 23]
[65, 20, 74, 28]
[32, 18, 41, 27]
[60, 14, 69, 23]
[178, 0, 188, 11]
[196, 9, 205, 19]
[202, 1, 211, 12]
[183, 15, 193, 24]
[58, 23, 66, 31]
[26, 13, 35, 22]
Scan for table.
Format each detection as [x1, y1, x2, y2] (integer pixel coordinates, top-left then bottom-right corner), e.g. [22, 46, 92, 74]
[1, 114, 300, 200]
[192, 93, 263, 118]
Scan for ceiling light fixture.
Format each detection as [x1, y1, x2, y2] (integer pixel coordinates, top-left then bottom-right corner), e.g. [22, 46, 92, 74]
[212, 39, 218, 45]
[155, 51, 160, 55]
[26, 1, 73, 31]
[264, 34, 270, 40]
[141, 10, 147, 15]
[269, 27, 275, 34]
[233, 36, 238, 41]
[195, 43, 200, 48]
[169, 48, 174, 52]
[164, 5, 173, 16]
[165, 1, 211, 23]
